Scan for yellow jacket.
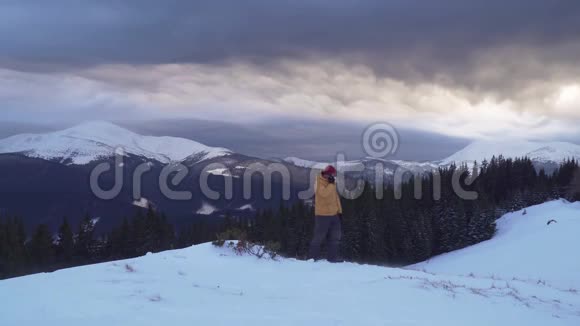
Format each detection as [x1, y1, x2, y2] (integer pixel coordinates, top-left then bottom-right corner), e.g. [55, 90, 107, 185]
[314, 174, 343, 217]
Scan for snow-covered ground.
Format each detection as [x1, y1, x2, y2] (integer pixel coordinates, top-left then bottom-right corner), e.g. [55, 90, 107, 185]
[410, 199, 580, 290]
[196, 202, 217, 215]
[238, 203, 254, 211]
[132, 197, 151, 209]
[1, 200, 579, 325]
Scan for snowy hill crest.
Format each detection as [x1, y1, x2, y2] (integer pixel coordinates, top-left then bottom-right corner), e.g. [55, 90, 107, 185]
[1, 200, 579, 325]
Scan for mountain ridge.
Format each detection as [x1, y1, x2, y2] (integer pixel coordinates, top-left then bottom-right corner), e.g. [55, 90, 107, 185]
[0, 121, 231, 165]
[284, 139, 580, 172]
[440, 139, 580, 165]
[3, 122, 579, 169]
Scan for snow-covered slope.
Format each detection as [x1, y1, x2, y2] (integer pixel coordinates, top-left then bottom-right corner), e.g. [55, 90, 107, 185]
[410, 199, 580, 289]
[389, 159, 438, 172]
[441, 140, 580, 165]
[1, 200, 579, 325]
[1, 243, 578, 325]
[0, 121, 231, 165]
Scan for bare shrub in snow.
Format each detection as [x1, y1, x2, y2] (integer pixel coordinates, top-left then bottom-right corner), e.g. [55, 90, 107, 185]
[149, 294, 162, 302]
[125, 264, 136, 273]
[213, 228, 280, 260]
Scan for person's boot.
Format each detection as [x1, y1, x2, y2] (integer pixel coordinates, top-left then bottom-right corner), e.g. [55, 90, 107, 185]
[327, 242, 343, 263]
[328, 257, 345, 263]
[307, 244, 321, 261]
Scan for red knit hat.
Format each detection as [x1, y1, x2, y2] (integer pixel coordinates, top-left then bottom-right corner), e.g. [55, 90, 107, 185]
[322, 165, 337, 176]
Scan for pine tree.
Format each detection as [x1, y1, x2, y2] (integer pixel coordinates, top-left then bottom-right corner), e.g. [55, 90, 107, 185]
[159, 213, 175, 251]
[56, 217, 74, 262]
[28, 224, 54, 268]
[568, 167, 580, 201]
[75, 214, 96, 260]
[143, 205, 160, 253]
[131, 210, 147, 255]
[3, 217, 28, 276]
[0, 219, 7, 277]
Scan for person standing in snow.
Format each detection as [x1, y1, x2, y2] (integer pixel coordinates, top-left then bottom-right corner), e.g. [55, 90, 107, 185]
[308, 165, 343, 262]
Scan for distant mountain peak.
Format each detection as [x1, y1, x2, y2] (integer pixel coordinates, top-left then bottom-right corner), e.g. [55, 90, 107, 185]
[441, 139, 580, 165]
[0, 121, 231, 165]
[64, 120, 134, 135]
[284, 139, 580, 177]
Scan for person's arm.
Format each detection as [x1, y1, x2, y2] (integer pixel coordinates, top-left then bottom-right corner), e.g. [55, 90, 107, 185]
[336, 191, 343, 215]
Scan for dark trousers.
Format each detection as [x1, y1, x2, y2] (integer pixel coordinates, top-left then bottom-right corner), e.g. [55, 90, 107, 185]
[308, 215, 342, 260]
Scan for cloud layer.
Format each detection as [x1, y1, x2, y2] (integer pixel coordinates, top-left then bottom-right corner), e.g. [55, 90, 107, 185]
[2, 60, 579, 140]
[1, 1, 580, 140]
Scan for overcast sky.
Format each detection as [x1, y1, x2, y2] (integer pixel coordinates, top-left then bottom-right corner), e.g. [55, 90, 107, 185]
[1, 1, 580, 158]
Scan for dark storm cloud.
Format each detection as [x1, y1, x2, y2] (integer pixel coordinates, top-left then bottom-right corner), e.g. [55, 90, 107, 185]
[2, 0, 580, 83]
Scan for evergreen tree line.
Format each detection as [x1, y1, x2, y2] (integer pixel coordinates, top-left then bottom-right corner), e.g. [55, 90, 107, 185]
[0, 207, 209, 279]
[230, 157, 580, 265]
[1, 156, 579, 279]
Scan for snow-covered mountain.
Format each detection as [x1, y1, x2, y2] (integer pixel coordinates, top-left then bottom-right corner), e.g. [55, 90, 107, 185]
[1, 200, 579, 325]
[441, 140, 580, 166]
[0, 121, 231, 165]
[285, 140, 580, 176]
[0, 123, 313, 228]
[283, 156, 438, 180]
[5, 122, 576, 171]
